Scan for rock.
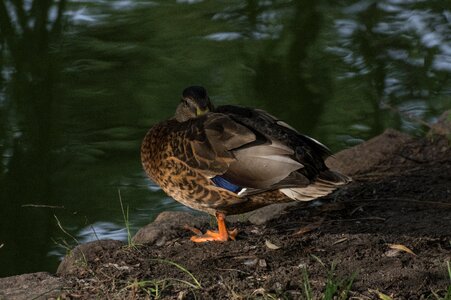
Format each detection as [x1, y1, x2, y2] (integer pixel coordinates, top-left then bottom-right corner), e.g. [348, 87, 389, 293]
[57, 239, 124, 276]
[237, 203, 298, 225]
[0, 272, 63, 300]
[326, 129, 412, 176]
[132, 211, 209, 244]
[429, 110, 451, 137]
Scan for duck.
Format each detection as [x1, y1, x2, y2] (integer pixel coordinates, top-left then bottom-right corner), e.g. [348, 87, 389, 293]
[141, 86, 351, 242]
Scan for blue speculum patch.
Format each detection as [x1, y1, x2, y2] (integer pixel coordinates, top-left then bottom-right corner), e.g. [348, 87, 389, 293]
[211, 176, 242, 193]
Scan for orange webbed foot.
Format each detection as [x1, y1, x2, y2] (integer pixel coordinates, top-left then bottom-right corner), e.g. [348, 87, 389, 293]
[189, 228, 238, 243]
[184, 212, 238, 243]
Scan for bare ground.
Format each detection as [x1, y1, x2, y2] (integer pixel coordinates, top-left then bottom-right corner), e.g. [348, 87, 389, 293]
[1, 128, 450, 300]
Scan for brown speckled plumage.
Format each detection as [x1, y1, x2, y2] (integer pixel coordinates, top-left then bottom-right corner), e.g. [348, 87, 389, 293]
[141, 116, 286, 215]
[141, 86, 350, 241]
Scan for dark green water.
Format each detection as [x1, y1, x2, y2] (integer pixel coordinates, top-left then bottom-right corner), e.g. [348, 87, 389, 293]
[0, 0, 449, 277]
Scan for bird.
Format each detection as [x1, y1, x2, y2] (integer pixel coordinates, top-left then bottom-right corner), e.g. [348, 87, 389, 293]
[141, 86, 351, 242]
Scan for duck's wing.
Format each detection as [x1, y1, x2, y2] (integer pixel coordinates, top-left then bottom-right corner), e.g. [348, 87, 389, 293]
[174, 112, 306, 190]
[173, 113, 254, 177]
[218, 105, 351, 197]
[215, 105, 332, 180]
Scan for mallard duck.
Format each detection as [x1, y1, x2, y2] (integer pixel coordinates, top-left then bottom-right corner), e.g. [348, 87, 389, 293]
[141, 86, 351, 242]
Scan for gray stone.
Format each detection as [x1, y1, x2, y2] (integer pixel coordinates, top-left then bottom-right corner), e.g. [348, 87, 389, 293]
[429, 110, 451, 137]
[326, 128, 412, 176]
[0, 272, 63, 300]
[235, 203, 298, 225]
[132, 211, 209, 244]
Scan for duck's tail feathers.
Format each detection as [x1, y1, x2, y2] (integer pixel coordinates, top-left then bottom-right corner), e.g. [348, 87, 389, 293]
[279, 184, 335, 201]
[279, 170, 351, 201]
[316, 170, 352, 186]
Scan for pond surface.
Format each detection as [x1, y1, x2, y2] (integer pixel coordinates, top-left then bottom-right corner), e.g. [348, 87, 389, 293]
[0, 0, 449, 277]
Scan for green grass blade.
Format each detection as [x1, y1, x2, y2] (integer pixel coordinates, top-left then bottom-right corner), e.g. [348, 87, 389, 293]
[340, 272, 357, 300]
[310, 254, 326, 268]
[301, 267, 313, 300]
[447, 261, 451, 282]
[118, 189, 133, 247]
[323, 263, 338, 300]
[165, 278, 201, 290]
[54, 215, 80, 245]
[152, 259, 202, 289]
[444, 261, 451, 300]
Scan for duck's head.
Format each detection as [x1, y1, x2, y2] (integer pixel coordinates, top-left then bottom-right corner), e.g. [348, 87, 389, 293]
[175, 86, 214, 122]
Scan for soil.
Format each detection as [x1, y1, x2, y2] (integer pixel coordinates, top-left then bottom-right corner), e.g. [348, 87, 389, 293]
[50, 131, 451, 299]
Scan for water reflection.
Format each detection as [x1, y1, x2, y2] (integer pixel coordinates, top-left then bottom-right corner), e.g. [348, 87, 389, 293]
[77, 222, 127, 244]
[333, 0, 451, 136]
[253, 0, 331, 134]
[0, 0, 68, 275]
[0, 0, 449, 277]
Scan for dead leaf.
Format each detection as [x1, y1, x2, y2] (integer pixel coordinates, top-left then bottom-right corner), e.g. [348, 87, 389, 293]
[265, 240, 281, 250]
[310, 254, 326, 267]
[105, 263, 131, 271]
[177, 290, 188, 300]
[251, 288, 267, 296]
[388, 244, 416, 256]
[369, 289, 394, 300]
[332, 237, 348, 245]
[385, 249, 401, 257]
[292, 219, 324, 236]
[243, 258, 259, 266]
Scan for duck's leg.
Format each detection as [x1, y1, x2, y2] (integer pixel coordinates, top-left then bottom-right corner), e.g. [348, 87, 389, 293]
[188, 212, 238, 242]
